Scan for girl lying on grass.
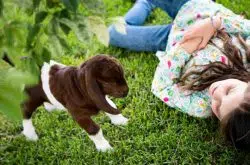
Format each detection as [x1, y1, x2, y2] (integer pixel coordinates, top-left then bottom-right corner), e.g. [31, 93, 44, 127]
[109, 0, 250, 151]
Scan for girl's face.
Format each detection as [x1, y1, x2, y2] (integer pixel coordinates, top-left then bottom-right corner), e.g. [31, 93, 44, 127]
[209, 79, 248, 120]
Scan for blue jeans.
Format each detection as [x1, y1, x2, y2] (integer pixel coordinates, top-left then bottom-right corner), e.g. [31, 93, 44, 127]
[108, 0, 189, 52]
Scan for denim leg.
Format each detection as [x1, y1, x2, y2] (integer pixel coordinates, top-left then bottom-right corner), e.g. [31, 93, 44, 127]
[148, 0, 190, 19]
[108, 0, 172, 52]
[109, 24, 172, 52]
[125, 0, 156, 25]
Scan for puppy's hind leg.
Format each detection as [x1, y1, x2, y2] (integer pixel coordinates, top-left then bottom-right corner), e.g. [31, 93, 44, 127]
[22, 119, 38, 141]
[105, 96, 128, 125]
[22, 99, 40, 141]
[22, 84, 46, 141]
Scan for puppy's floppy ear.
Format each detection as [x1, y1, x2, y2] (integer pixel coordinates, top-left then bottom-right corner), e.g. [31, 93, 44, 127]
[84, 63, 120, 114]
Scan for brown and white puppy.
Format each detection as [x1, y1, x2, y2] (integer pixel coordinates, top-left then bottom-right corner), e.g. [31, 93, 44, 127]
[4, 54, 129, 152]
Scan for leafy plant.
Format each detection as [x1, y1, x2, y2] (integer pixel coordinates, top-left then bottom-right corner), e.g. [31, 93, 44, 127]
[0, 0, 110, 121]
[0, 69, 36, 121]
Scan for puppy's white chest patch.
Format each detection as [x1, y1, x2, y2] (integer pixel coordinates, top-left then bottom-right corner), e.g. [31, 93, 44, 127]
[41, 60, 66, 110]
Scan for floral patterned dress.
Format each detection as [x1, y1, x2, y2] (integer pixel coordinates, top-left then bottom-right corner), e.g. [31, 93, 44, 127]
[151, 0, 250, 117]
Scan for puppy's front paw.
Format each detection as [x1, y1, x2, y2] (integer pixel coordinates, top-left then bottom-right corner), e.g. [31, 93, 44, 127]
[96, 141, 113, 152]
[110, 114, 128, 126]
[89, 129, 113, 152]
[22, 130, 38, 141]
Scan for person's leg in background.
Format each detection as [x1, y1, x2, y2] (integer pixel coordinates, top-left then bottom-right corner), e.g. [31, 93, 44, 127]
[148, 0, 189, 19]
[125, 0, 155, 25]
[149, 0, 216, 19]
[108, 0, 172, 52]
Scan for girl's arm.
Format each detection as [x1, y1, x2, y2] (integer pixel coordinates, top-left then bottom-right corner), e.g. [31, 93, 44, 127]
[218, 13, 250, 37]
[180, 14, 250, 52]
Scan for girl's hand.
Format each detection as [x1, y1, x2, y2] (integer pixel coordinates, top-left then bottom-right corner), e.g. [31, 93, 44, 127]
[180, 37, 202, 54]
[180, 17, 221, 50]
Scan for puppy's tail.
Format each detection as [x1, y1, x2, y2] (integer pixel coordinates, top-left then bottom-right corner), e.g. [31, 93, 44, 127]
[2, 53, 15, 67]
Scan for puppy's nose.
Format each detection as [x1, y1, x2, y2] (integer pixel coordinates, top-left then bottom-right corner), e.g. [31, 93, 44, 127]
[122, 93, 127, 97]
[123, 88, 129, 97]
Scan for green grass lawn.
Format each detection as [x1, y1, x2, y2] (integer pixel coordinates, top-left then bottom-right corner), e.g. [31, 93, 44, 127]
[1, 0, 250, 164]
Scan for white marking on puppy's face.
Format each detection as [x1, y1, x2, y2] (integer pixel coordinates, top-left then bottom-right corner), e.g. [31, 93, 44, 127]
[88, 129, 113, 152]
[22, 119, 38, 141]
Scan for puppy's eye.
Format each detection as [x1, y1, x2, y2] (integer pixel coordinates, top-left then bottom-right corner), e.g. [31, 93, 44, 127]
[116, 78, 126, 84]
[115, 79, 122, 84]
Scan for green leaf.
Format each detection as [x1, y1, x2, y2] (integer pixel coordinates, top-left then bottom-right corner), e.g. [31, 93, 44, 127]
[87, 16, 109, 46]
[0, 0, 3, 16]
[56, 35, 69, 50]
[59, 18, 77, 30]
[4, 21, 24, 47]
[26, 24, 41, 50]
[59, 9, 70, 19]
[41, 47, 51, 63]
[35, 11, 48, 24]
[61, 0, 79, 12]
[31, 51, 43, 67]
[110, 16, 127, 35]
[80, 0, 105, 15]
[20, 56, 40, 76]
[75, 24, 89, 42]
[46, 0, 53, 8]
[4, 24, 14, 46]
[49, 35, 63, 56]
[5, 69, 37, 85]
[60, 22, 71, 35]
[58, 9, 71, 34]
[48, 16, 60, 34]
[0, 92, 23, 121]
[0, 69, 36, 121]
[59, 18, 88, 42]
[33, 0, 41, 9]
[46, 0, 60, 8]
[12, 0, 33, 15]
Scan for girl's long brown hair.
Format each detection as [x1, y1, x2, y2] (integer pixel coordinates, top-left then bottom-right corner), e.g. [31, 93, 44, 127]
[180, 31, 250, 91]
[181, 30, 250, 151]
